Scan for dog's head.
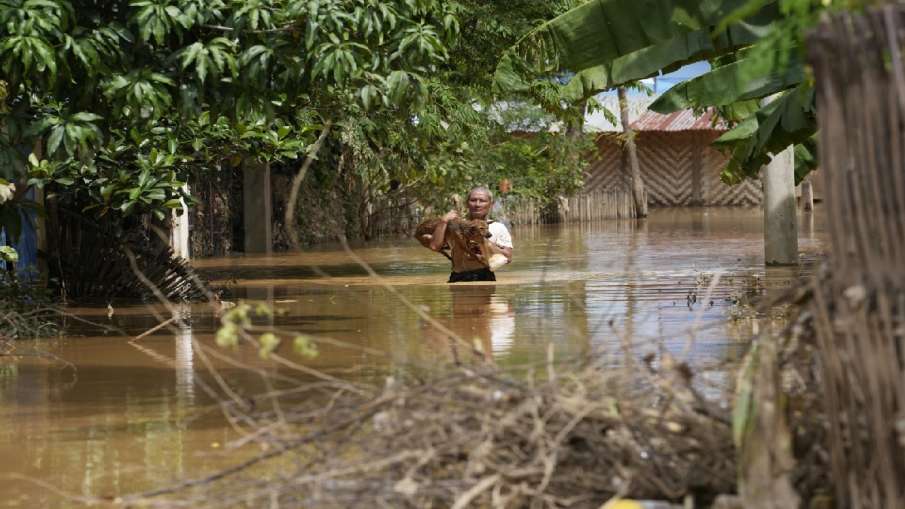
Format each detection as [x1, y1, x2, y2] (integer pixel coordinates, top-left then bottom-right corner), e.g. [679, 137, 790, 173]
[450, 219, 491, 258]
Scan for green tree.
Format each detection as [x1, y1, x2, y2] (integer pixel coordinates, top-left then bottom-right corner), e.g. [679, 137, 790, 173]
[1, 0, 457, 227]
[319, 0, 592, 230]
[1, 0, 601, 253]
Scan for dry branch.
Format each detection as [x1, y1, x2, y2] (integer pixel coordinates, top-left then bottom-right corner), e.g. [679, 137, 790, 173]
[124, 353, 738, 508]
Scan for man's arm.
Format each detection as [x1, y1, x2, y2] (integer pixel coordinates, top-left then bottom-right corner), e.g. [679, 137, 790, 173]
[489, 223, 513, 263]
[429, 210, 458, 251]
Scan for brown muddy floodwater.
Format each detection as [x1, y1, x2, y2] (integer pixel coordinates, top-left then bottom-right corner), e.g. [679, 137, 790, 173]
[0, 208, 826, 507]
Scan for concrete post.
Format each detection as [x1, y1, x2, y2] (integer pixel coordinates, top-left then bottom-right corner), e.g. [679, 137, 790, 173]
[242, 159, 272, 254]
[170, 185, 190, 259]
[762, 146, 798, 265]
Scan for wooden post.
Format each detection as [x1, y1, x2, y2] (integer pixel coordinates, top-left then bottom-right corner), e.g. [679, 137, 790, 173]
[618, 87, 648, 218]
[242, 159, 272, 254]
[691, 133, 704, 206]
[32, 141, 47, 280]
[762, 145, 798, 265]
[800, 177, 814, 212]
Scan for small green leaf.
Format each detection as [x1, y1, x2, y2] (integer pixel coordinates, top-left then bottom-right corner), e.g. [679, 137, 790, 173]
[47, 127, 64, 156]
[0, 246, 18, 263]
[258, 332, 281, 359]
[293, 335, 318, 358]
[216, 323, 239, 348]
[71, 112, 103, 122]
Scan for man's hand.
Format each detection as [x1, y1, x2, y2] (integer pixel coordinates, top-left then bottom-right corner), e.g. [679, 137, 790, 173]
[430, 213, 457, 252]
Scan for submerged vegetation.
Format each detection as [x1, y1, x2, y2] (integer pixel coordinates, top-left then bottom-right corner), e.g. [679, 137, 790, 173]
[0, 273, 58, 340]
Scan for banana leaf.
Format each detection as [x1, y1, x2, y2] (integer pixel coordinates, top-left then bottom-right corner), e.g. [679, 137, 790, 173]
[494, 0, 780, 98]
[649, 49, 804, 113]
[714, 82, 816, 184]
[493, 0, 819, 184]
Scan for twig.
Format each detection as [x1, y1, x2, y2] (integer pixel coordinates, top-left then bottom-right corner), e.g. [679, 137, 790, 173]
[131, 316, 176, 342]
[451, 474, 500, 509]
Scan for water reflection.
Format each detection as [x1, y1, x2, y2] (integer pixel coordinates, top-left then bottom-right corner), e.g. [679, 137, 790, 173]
[175, 319, 195, 405]
[439, 284, 518, 361]
[489, 292, 516, 356]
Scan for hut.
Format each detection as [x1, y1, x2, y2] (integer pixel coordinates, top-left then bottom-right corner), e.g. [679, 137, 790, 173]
[584, 106, 764, 207]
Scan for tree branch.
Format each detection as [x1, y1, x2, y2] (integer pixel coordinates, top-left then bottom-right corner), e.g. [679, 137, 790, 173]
[284, 121, 333, 250]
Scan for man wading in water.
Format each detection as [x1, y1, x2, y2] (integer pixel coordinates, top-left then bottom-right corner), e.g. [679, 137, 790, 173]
[430, 186, 513, 282]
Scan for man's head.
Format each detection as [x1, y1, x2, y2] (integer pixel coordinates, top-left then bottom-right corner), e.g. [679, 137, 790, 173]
[467, 186, 493, 220]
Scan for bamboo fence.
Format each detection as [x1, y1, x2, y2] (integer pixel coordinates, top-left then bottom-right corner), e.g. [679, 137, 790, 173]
[503, 188, 639, 226]
[808, 7, 905, 508]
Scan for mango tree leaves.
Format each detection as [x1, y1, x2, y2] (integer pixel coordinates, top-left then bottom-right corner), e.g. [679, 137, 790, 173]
[101, 69, 175, 120]
[26, 108, 104, 158]
[130, 0, 194, 46]
[0, 35, 60, 87]
[2, 0, 458, 225]
[177, 38, 238, 85]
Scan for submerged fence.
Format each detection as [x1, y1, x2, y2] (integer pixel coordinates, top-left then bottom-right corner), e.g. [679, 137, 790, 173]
[503, 188, 639, 226]
[809, 7, 905, 507]
[555, 188, 640, 222]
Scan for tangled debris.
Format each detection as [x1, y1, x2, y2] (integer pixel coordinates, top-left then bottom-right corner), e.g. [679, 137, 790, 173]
[126, 350, 738, 508]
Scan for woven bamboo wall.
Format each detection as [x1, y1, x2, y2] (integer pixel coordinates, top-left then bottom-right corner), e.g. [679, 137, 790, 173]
[585, 133, 763, 206]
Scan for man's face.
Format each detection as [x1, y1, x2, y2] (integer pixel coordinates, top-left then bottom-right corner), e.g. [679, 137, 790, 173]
[468, 191, 492, 218]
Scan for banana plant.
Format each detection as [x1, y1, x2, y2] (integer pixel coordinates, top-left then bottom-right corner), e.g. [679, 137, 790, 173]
[494, 0, 849, 184]
[494, 0, 777, 100]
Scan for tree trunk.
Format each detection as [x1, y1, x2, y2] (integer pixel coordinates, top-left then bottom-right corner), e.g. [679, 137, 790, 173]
[618, 87, 648, 218]
[559, 100, 587, 223]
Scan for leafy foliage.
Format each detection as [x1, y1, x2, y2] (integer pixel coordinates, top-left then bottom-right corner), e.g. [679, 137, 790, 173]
[1, 0, 599, 257]
[494, 0, 776, 102]
[713, 82, 817, 184]
[0, 0, 458, 231]
[294, 0, 591, 229]
[215, 301, 318, 359]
